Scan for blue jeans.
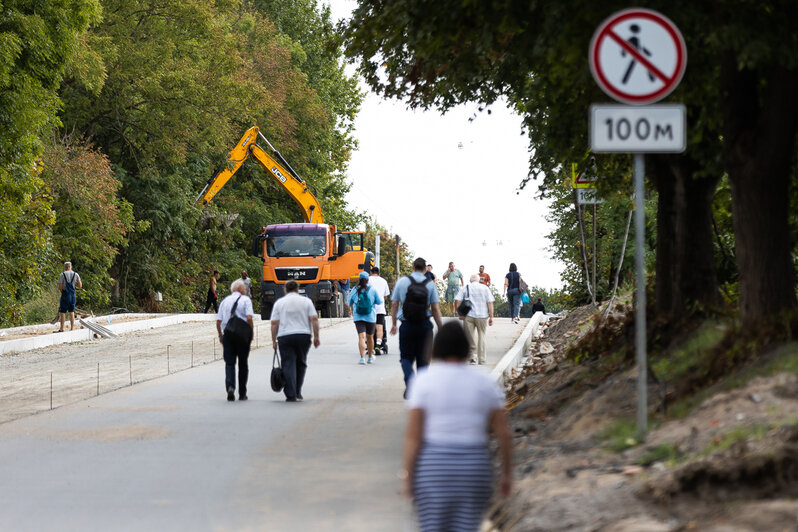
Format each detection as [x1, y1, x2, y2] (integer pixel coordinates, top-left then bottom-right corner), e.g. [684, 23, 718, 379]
[399, 319, 433, 392]
[507, 288, 522, 319]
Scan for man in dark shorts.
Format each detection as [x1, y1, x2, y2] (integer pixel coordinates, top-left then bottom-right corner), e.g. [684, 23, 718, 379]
[57, 261, 82, 332]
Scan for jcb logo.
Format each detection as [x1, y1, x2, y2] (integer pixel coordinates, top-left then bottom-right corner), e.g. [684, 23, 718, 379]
[272, 167, 287, 183]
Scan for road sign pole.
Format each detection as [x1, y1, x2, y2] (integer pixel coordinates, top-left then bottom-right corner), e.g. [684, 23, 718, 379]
[634, 153, 647, 440]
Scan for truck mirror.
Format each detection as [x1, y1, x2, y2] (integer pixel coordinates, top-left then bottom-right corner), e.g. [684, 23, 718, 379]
[337, 236, 347, 256]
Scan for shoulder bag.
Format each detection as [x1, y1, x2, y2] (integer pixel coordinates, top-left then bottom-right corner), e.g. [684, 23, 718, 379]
[223, 295, 252, 343]
[457, 285, 472, 318]
[271, 348, 286, 392]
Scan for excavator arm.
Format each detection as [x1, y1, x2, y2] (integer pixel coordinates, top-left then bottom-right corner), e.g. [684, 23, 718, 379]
[195, 126, 323, 224]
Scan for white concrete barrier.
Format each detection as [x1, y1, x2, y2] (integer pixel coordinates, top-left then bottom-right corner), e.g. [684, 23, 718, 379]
[0, 314, 219, 355]
[490, 312, 546, 385]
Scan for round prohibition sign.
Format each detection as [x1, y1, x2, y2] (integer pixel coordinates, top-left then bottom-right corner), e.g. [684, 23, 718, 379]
[589, 8, 686, 105]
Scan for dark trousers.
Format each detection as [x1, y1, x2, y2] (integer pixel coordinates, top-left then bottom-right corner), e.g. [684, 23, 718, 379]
[204, 289, 218, 313]
[398, 319, 433, 389]
[222, 333, 250, 396]
[278, 334, 311, 399]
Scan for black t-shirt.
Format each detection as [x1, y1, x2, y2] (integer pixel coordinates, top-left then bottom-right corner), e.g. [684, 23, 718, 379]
[505, 271, 520, 290]
[424, 271, 436, 282]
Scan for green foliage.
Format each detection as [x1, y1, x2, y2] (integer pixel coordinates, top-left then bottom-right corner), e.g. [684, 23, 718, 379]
[0, 0, 101, 325]
[362, 219, 415, 287]
[600, 417, 640, 453]
[638, 443, 681, 466]
[701, 424, 775, 456]
[41, 136, 134, 309]
[53, 0, 363, 312]
[22, 285, 61, 325]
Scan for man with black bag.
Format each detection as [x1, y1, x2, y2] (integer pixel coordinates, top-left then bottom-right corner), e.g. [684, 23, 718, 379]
[270, 280, 320, 402]
[390, 257, 443, 399]
[216, 279, 254, 401]
[456, 274, 495, 365]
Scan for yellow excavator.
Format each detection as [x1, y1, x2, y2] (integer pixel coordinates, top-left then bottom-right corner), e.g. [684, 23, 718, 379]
[196, 126, 373, 319]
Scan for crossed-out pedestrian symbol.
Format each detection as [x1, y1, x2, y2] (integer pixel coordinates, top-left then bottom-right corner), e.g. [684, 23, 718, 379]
[589, 8, 687, 105]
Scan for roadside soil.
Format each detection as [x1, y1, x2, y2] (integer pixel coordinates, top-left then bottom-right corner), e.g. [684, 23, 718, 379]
[490, 305, 798, 531]
[0, 314, 154, 341]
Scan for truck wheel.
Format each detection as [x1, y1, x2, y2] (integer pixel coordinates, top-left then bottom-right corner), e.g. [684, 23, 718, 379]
[261, 303, 272, 321]
[320, 303, 330, 318]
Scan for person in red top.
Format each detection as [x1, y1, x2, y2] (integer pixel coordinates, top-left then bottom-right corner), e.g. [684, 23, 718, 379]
[478, 265, 491, 287]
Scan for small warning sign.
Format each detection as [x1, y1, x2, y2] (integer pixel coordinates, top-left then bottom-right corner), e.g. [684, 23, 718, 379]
[572, 162, 597, 189]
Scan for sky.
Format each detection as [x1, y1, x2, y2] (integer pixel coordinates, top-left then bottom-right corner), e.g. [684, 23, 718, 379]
[326, 1, 565, 290]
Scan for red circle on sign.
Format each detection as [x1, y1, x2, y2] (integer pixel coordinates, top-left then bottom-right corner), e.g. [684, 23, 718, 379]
[589, 8, 686, 105]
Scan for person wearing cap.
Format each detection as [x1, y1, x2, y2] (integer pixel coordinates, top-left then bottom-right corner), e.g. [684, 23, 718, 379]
[348, 270, 383, 364]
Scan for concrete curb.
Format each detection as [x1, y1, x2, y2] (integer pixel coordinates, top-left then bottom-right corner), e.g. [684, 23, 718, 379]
[0, 313, 352, 355]
[490, 312, 546, 385]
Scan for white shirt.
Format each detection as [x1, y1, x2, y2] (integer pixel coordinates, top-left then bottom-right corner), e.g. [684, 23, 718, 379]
[407, 363, 504, 446]
[270, 292, 317, 336]
[239, 277, 253, 297]
[455, 282, 495, 319]
[217, 293, 254, 330]
[368, 275, 391, 314]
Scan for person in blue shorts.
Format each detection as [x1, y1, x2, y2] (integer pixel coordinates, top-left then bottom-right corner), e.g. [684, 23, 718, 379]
[57, 262, 82, 332]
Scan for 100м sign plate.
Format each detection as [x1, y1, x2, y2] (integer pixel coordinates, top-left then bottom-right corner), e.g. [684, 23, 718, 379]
[590, 104, 685, 153]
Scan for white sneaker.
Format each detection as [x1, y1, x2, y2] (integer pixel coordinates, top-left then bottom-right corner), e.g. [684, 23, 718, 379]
[359, 357, 366, 365]
[368, 356, 375, 364]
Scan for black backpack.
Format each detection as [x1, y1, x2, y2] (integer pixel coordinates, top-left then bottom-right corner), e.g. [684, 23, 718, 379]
[402, 275, 430, 321]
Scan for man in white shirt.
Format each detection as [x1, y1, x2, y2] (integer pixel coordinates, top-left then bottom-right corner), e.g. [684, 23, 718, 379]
[368, 267, 391, 355]
[216, 279, 254, 401]
[455, 274, 495, 365]
[270, 280, 320, 402]
[238, 270, 253, 298]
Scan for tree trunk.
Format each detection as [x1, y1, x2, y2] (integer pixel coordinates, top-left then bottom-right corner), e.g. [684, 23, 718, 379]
[722, 61, 798, 320]
[670, 158, 721, 313]
[649, 156, 676, 316]
[650, 154, 721, 317]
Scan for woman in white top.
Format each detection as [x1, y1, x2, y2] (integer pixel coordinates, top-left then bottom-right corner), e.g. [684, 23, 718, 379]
[403, 322, 512, 532]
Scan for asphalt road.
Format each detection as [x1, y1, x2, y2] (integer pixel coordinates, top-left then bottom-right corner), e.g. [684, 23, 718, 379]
[0, 317, 525, 531]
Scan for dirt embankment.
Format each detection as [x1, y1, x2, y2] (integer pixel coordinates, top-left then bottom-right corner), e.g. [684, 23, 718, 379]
[489, 305, 798, 532]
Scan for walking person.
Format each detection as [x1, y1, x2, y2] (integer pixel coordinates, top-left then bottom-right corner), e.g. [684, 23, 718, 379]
[455, 274, 495, 365]
[337, 278, 351, 317]
[270, 280, 320, 402]
[503, 263, 524, 323]
[478, 264, 491, 287]
[216, 279, 254, 401]
[390, 257, 443, 398]
[57, 261, 83, 332]
[424, 264, 436, 283]
[442, 261, 463, 315]
[368, 267, 391, 355]
[204, 270, 220, 313]
[238, 270, 252, 298]
[403, 322, 513, 532]
[348, 271, 383, 364]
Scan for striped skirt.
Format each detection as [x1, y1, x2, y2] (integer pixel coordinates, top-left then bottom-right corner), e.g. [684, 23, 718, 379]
[412, 443, 493, 532]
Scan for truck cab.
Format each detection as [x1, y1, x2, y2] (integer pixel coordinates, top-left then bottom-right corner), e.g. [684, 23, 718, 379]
[259, 223, 373, 319]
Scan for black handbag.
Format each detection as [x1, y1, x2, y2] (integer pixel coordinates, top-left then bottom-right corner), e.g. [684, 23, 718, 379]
[223, 295, 252, 343]
[270, 348, 285, 392]
[457, 285, 473, 317]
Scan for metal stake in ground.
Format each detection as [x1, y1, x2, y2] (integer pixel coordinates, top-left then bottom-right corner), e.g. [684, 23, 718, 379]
[167, 345, 171, 374]
[634, 153, 647, 440]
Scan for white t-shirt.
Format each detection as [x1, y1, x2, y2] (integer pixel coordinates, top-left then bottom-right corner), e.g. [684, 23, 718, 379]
[217, 293, 254, 330]
[270, 292, 317, 336]
[406, 363, 504, 446]
[368, 275, 391, 314]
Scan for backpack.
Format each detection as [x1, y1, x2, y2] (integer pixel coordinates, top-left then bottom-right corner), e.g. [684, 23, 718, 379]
[62, 272, 76, 297]
[456, 285, 472, 317]
[355, 287, 373, 315]
[402, 275, 430, 321]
